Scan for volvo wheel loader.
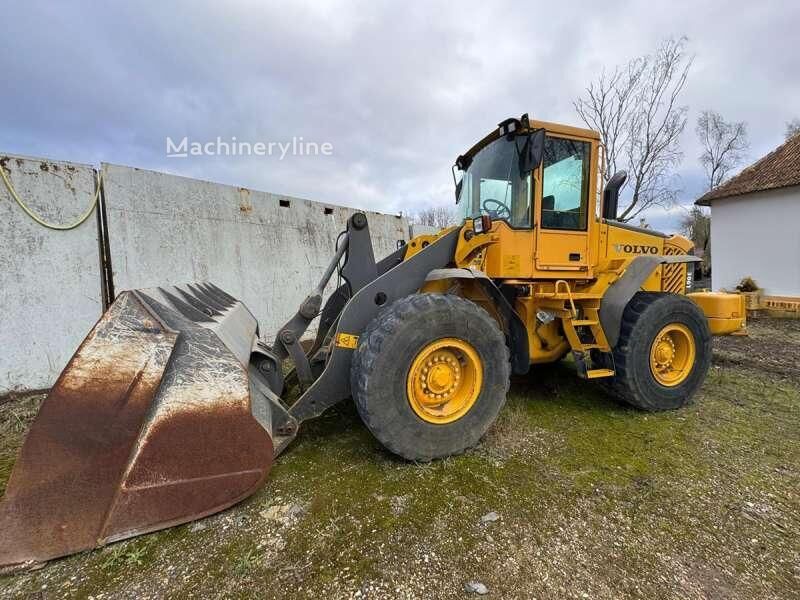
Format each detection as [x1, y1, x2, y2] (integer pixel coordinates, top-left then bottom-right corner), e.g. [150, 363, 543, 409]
[0, 115, 746, 570]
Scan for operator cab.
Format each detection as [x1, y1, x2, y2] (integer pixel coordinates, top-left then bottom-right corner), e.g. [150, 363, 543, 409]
[454, 114, 601, 272]
[454, 114, 593, 232]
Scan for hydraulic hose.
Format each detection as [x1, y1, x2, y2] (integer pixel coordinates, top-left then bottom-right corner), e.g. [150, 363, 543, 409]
[0, 163, 101, 230]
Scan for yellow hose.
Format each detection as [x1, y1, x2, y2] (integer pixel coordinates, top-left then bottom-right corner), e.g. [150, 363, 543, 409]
[0, 163, 101, 230]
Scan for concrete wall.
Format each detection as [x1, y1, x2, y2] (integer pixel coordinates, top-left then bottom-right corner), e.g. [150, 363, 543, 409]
[101, 164, 408, 339]
[0, 155, 103, 394]
[409, 223, 439, 238]
[710, 186, 800, 296]
[1, 157, 407, 393]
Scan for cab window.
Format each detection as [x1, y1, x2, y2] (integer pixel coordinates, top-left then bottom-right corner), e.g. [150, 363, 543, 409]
[541, 137, 590, 230]
[457, 136, 532, 228]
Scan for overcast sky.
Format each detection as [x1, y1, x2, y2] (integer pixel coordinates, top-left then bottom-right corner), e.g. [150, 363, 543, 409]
[2, 1, 798, 232]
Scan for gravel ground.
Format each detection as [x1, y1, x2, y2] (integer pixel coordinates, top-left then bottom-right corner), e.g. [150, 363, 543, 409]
[712, 316, 800, 380]
[0, 316, 798, 599]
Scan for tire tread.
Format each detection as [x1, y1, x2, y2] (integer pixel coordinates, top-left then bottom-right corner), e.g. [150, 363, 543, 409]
[352, 293, 510, 461]
[602, 292, 711, 411]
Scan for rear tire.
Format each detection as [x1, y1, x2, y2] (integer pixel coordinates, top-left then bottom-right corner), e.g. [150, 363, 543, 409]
[351, 293, 510, 461]
[601, 292, 711, 411]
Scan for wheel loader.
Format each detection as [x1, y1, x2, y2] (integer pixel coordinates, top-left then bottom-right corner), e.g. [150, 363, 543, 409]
[0, 114, 746, 570]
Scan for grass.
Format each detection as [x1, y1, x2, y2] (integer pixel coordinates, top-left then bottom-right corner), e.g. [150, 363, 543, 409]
[0, 394, 42, 497]
[0, 318, 798, 598]
[232, 548, 261, 577]
[99, 545, 149, 571]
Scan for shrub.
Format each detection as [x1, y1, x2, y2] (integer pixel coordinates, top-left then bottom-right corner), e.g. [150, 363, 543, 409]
[735, 276, 760, 292]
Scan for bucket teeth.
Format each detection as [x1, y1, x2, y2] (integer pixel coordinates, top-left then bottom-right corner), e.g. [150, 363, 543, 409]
[198, 282, 236, 308]
[158, 287, 217, 323]
[0, 282, 275, 571]
[176, 287, 223, 317]
[203, 282, 239, 306]
[187, 283, 229, 312]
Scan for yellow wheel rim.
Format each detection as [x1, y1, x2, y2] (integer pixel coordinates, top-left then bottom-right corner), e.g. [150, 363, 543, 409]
[649, 323, 696, 387]
[406, 338, 483, 424]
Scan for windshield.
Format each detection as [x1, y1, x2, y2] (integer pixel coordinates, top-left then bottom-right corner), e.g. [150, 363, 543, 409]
[456, 136, 531, 228]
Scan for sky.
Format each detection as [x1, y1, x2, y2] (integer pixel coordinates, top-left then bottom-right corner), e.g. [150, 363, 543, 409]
[2, 1, 798, 233]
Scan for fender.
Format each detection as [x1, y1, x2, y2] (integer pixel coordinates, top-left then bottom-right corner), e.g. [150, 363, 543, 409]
[599, 254, 702, 348]
[425, 267, 530, 375]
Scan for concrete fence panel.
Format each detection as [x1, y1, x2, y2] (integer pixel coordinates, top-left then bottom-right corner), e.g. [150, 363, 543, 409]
[0, 155, 103, 394]
[101, 164, 408, 340]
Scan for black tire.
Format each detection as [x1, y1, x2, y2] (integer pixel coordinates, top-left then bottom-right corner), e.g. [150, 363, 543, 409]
[600, 292, 712, 411]
[351, 293, 510, 461]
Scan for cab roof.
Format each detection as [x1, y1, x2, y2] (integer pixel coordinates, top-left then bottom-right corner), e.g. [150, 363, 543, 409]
[457, 116, 600, 165]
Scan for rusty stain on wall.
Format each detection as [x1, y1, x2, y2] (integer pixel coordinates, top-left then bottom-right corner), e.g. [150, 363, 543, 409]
[238, 187, 253, 213]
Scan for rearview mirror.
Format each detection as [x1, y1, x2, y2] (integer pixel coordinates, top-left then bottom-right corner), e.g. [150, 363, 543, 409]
[452, 164, 464, 203]
[518, 129, 545, 177]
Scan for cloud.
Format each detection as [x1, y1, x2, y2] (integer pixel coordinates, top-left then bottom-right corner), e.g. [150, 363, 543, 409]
[1, 0, 798, 229]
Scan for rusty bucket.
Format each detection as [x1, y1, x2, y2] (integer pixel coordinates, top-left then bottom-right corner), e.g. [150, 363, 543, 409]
[0, 283, 274, 571]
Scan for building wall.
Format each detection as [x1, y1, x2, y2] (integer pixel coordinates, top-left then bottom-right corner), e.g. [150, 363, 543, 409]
[710, 186, 800, 297]
[101, 164, 408, 340]
[0, 155, 103, 394]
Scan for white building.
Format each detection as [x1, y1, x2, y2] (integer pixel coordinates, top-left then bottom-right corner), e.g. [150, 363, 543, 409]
[696, 133, 800, 298]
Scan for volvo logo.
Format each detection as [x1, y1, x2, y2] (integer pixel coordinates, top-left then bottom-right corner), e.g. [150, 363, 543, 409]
[614, 243, 659, 254]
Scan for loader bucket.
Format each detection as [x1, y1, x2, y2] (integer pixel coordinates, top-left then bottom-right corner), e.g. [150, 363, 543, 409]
[0, 283, 274, 571]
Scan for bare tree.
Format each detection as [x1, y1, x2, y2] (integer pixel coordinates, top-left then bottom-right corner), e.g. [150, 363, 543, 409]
[786, 118, 800, 139]
[691, 110, 748, 272]
[574, 37, 692, 221]
[413, 205, 457, 229]
[680, 206, 710, 251]
[696, 110, 749, 191]
[680, 205, 711, 272]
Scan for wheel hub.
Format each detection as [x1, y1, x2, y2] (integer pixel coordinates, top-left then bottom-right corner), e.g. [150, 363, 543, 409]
[407, 338, 482, 423]
[649, 323, 696, 387]
[653, 337, 676, 367]
[422, 356, 460, 401]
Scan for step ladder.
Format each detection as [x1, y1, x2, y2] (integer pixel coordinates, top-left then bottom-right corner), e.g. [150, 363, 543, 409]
[572, 350, 615, 379]
[555, 280, 616, 380]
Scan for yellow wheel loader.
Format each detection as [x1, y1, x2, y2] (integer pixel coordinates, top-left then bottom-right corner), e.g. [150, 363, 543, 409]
[0, 115, 746, 570]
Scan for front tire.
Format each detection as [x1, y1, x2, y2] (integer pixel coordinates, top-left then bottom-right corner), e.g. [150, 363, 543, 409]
[604, 292, 712, 411]
[351, 293, 510, 461]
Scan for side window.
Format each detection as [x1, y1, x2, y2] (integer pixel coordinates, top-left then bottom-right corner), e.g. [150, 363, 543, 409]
[478, 176, 531, 227]
[541, 137, 590, 230]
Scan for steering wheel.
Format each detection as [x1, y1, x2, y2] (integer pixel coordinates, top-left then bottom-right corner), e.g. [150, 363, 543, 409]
[481, 198, 512, 220]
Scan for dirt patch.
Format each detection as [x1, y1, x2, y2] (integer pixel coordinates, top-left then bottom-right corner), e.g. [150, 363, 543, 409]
[712, 315, 800, 379]
[475, 400, 565, 463]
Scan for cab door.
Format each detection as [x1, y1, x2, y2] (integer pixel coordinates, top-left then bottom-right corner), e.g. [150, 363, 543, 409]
[534, 135, 593, 271]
